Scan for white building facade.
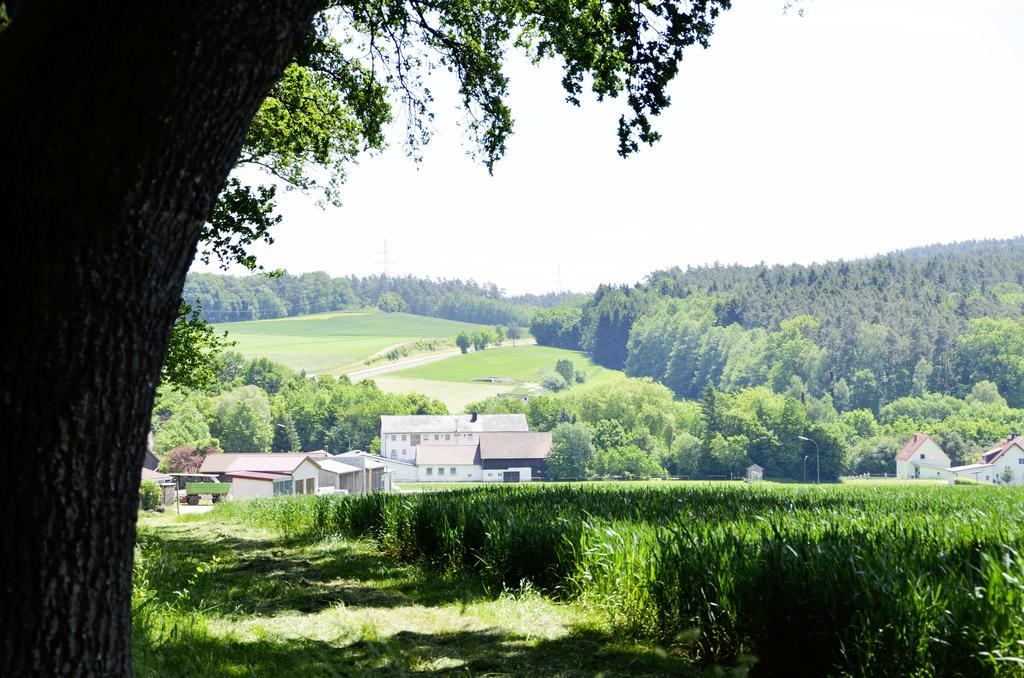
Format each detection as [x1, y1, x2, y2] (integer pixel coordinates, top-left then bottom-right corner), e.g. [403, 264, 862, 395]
[895, 434, 952, 480]
[951, 436, 1024, 485]
[380, 414, 530, 463]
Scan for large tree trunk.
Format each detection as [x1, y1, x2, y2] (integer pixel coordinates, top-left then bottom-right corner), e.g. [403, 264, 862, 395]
[0, 3, 318, 674]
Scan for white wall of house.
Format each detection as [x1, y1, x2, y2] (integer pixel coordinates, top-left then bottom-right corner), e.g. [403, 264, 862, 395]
[383, 431, 479, 461]
[409, 464, 535, 482]
[417, 463, 482, 482]
[916, 465, 956, 481]
[292, 458, 320, 495]
[230, 477, 274, 500]
[953, 466, 996, 483]
[376, 457, 418, 482]
[896, 438, 951, 478]
[482, 466, 532, 482]
[993, 444, 1024, 485]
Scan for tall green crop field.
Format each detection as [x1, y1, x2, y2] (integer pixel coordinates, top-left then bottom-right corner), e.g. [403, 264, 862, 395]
[214, 483, 1024, 675]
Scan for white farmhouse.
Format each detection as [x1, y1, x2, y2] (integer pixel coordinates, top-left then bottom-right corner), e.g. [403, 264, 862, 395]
[380, 413, 529, 463]
[950, 434, 1024, 485]
[895, 434, 953, 480]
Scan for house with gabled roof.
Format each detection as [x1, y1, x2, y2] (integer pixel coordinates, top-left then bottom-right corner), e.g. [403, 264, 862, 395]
[895, 434, 953, 480]
[380, 413, 529, 463]
[950, 433, 1024, 485]
[377, 414, 551, 482]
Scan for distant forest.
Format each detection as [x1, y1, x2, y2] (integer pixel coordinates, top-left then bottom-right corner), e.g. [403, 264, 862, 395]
[532, 238, 1024, 409]
[183, 272, 585, 326]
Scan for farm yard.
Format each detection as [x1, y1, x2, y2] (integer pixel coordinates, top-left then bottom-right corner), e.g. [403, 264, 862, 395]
[214, 310, 489, 376]
[135, 482, 1024, 676]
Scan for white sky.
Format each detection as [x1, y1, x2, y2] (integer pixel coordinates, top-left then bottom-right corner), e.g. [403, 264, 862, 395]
[192, 0, 1024, 295]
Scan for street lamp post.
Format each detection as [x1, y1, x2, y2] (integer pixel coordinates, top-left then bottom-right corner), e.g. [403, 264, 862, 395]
[799, 436, 820, 484]
[803, 455, 809, 484]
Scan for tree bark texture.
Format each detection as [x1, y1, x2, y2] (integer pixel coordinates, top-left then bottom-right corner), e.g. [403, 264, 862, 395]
[0, 3, 319, 674]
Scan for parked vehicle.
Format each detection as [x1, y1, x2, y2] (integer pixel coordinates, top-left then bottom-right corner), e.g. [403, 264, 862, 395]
[183, 481, 230, 506]
[166, 473, 229, 505]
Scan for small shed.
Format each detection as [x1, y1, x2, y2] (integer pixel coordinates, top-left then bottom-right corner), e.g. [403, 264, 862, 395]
[141, 466, 177, 505]
[745, 464, 764, 483]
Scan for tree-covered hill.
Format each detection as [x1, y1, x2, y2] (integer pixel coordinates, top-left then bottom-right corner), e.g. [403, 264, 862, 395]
[184, 271, 583, 326]
[532, 237, 1024, 408]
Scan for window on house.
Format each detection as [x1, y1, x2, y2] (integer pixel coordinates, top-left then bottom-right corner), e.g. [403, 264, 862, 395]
[438, 468, 445, 476]
[920, 453, 925, 459]
[401, 434, 407, 440]
[426, 468, 433, 476]
[434, 434, 439, 441]
[450, 467, 457, 475]
[1019, 458, 1023, 465]
[445, 434, 451, 440]
[390, 434, 396, 441]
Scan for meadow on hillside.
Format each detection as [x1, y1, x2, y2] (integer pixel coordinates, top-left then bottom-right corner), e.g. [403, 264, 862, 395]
[375, 345, 624, 411]
[214, 310, 488, 375]
[389, 345, 618, 385]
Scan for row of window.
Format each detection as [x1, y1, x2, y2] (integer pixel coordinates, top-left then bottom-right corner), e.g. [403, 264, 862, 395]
[389, 433, 473, 442]
[425, 467, 459, 476]
[919, 454, 1024, 465]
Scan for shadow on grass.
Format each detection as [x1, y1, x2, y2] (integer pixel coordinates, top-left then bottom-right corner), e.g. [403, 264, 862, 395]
[134, 521, 719, 676]
[136, 521, 489, 618]
[134, 622, 701, 677]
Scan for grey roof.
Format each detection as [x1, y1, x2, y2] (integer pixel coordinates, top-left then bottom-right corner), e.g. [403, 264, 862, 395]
[478, 432, 552, 460]
[141, 467, 172, 482]
[381, 414, 529, 434]
[330, 452, 386, 470]
[949, 462, 995, 472]
[317, 459, 362, 475]
[415, 444, 481, 466]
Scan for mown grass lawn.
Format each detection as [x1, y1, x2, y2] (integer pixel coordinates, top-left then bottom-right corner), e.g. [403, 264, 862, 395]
[213, 310, 489, 376]
[133, 512, 697, 677]
[375, 344, 625, 410]
[389, 345, 620, 385]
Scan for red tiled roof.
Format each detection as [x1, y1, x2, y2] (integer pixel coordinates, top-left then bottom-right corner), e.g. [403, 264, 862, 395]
[199, 452, 325, 474]
[225, 471, 289, 481]
[896, 434, 932, 462]
[981, 437, 1023, 465]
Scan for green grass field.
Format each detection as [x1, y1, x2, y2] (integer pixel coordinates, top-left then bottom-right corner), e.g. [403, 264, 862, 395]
[211, 483, 1024, 676]
[390, 345, 616, 384]
[372, 345, 625, 410]
[214, 310, 487, 375]
[133, 512, 689, 676]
